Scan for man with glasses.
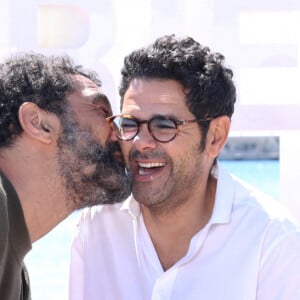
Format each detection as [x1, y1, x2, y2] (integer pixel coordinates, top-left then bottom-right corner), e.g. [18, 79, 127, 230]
[69, 35, 300, 299]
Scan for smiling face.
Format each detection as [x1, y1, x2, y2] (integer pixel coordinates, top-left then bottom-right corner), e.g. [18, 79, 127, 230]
[120, 78, 214, 213]
[57, 74, 131, 210]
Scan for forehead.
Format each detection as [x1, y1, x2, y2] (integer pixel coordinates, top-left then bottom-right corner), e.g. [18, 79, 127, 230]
[122, 78, 192, 118]
[69, 74, 111, 107]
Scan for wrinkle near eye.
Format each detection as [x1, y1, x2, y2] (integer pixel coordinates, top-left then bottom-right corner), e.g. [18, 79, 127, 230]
[84, 92, 112, 117]
[87, 103, 111, 117]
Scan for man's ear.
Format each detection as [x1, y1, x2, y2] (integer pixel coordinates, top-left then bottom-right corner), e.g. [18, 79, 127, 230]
[18, 102, 57, 144]
[206, 116, 231, 158]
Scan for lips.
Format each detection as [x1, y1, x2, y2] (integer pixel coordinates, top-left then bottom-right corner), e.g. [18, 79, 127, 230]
[134, 160, 166, 181]
[111, 150, 123, 162]
[109, 142, 124, 163]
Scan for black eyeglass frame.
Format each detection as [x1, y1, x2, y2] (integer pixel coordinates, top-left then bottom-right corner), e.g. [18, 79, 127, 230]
[106, 114, 214, 143]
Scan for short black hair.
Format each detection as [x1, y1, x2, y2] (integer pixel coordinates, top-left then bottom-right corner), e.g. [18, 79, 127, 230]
[0, 53, 101, 148]
[119, 35, 236, 148]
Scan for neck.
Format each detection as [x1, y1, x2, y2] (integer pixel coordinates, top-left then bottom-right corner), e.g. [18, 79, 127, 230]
[0, 150, 70, 243]
[141, 176, 216, 270]
[20, 182, 70, 242]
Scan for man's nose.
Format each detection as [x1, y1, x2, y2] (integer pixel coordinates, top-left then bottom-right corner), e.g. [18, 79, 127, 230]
[132, 123, 157, 152]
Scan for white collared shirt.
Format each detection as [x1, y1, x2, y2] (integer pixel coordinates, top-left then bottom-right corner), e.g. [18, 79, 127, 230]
[69, 164, 300, 300]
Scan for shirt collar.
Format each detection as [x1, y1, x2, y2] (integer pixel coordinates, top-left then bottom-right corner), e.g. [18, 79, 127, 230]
[120, 161, 235, 225]
[120, 194, 141, 220]
[209, 161, 235, 224]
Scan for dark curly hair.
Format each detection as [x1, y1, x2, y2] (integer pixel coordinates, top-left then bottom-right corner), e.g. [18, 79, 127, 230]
[0, 52, 101, 148]
[119, 35, 236, 148]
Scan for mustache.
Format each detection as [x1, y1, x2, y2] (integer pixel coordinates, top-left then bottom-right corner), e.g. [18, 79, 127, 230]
[130, 149, 168, 161]
[85, 141, 122, 165]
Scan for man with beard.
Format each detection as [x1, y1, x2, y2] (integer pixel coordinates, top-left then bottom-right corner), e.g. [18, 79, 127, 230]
[0, 53, 130, 300]
[69, 35, 300, 299]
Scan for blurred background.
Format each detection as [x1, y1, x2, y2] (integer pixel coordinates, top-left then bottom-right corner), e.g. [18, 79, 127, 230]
[0, 0, 299, 298]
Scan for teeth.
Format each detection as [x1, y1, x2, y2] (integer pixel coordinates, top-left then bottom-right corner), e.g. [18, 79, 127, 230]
[139, 168, 147, 175]
[138, 162, 165, 168]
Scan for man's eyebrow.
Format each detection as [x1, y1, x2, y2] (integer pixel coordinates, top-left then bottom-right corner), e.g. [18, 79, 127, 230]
[152, 113, 178, 120]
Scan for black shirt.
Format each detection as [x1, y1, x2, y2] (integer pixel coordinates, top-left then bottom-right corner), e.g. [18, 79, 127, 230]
[0, 172, 32, 299]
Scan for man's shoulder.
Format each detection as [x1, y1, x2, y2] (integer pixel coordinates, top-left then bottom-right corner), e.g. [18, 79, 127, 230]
[236, 177, 295, 218]
[87, 201, 124, 219]
[215, 164, 298, 230]
[213, 165, 296, 228]
[74, 198, 136, 245]
[78, 198, 134, 228]
[228, 175, 300, 239]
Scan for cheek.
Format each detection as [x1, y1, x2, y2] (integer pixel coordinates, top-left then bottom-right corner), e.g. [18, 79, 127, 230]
[97, 122, 112, 145]
[120, 141, 132, 166]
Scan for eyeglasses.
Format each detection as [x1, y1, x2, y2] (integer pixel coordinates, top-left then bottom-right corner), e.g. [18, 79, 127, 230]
[106, 114, 213, 143]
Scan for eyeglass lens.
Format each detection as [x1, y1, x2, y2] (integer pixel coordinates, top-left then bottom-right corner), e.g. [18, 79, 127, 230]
[112, 117, 177, 142]
[150, 118, 177, 141]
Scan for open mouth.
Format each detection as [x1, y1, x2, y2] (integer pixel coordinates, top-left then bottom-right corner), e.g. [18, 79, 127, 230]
[137, 161, 166, 175]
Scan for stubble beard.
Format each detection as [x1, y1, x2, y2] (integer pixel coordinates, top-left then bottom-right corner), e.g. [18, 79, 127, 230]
[130, 146, 206, 216]
[57, 114, 131, 211]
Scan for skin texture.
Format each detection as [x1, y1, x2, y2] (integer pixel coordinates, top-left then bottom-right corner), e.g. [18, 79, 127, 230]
[119, 35, 236, 152]
[120, 78, 230, 269]
[121, 78, 207, 213]
[57, 75, 131, 210]
[0, 74, 130, 242]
